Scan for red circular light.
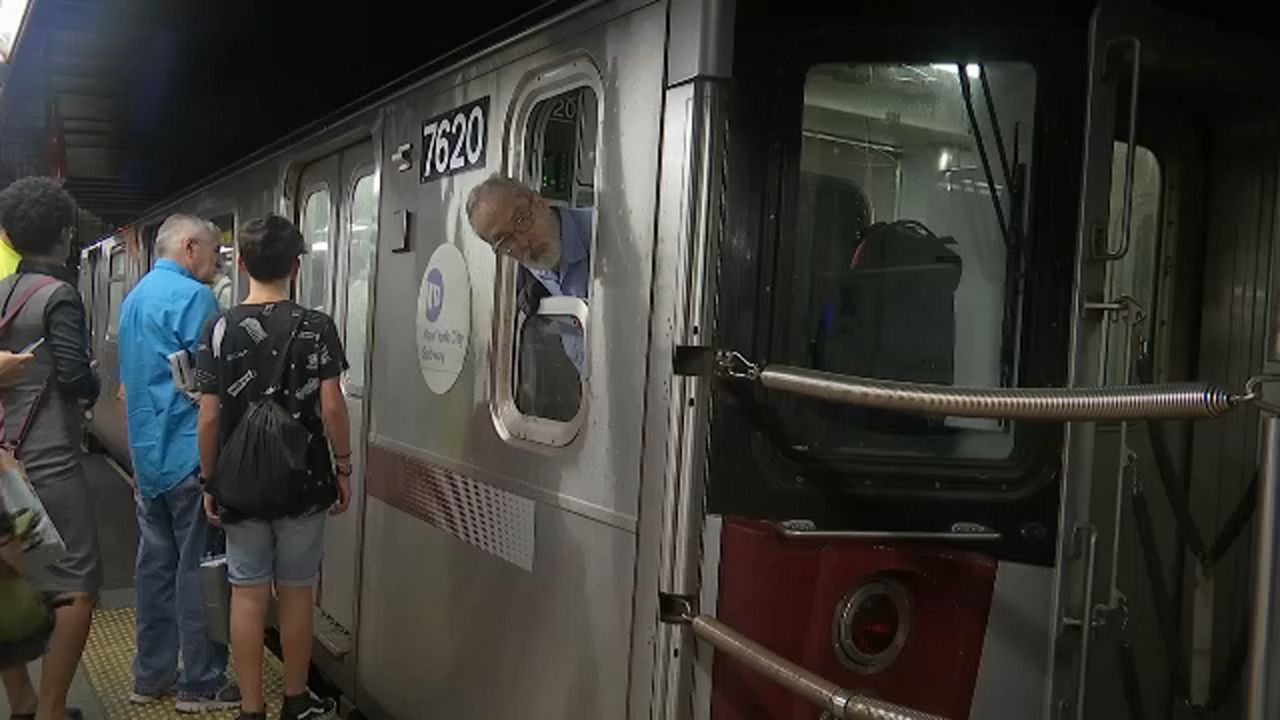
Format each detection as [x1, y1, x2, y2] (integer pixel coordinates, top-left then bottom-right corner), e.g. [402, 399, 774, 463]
[833, 578, 910, 674]
[849, 592, 900, 656]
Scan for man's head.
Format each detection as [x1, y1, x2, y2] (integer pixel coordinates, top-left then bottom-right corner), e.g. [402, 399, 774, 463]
[156, 214, 221, 283]
[466, 175, 561, 270]
[0, 177, 75, 261]
[237, 214, 305, 282]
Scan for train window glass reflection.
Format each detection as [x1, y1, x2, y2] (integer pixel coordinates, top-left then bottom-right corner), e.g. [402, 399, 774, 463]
[209, 213, 236, 311]
[299, 188, 332, 313]
[526, 87, 597, 207]
[516, 313, 583, 421]
[344, 173, 375, 394]
[510, 85, 598, 428]
[107, 246, 125, 337]
[772, 62, 1037, 463]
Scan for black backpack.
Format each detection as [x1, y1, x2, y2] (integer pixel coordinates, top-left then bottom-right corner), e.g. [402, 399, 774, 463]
[211, 310, 311, 519]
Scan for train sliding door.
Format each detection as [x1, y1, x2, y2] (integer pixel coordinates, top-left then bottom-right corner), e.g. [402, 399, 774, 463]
[293, 140, 378, 684]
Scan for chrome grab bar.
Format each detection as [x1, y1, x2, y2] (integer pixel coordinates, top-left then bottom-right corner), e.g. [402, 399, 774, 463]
[776, 519, 1001, 542]
[680, 610, 948, 720]
[1246, 416, 1280, 719]
[718, 352, 1245, 422]
[1094, 36, 1141, 261]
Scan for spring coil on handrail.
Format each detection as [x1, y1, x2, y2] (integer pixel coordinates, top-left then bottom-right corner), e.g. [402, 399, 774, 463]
[717, 352, 1244, 422]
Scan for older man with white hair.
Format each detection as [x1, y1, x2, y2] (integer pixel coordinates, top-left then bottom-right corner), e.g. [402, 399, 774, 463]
[118, 213, 239, 712]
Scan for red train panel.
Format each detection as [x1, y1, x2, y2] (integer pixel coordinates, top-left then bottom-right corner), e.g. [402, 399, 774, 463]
[711, 518, 998, 720]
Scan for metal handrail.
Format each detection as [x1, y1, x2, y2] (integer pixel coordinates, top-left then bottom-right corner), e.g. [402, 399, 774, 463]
[682, 611, 948, 720]
[1094, 36, 1142, 261]
[1246, 416, 1280, 719]
[718, 352, 1246, 422]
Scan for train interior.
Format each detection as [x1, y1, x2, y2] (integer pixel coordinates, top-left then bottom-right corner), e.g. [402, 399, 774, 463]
[1078, 9, 1280, 718]
[708, 1, 1280, 719]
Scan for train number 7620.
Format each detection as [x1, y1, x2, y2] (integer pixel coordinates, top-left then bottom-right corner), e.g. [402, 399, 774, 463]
[420, 96, 490, 183]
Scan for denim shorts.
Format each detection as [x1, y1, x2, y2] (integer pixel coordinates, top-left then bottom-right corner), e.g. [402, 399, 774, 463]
[223, 512, 326, 587]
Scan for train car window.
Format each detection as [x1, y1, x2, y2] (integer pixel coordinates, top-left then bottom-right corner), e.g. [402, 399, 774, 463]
[299, 188, 332, 313]
[344, 173, 375, 394]
[515, 86, 597, 426]
[107, 246, 125, 338]
[770, 62, 1037, 464]
[209, 213, 236, 311]
[490, 68, 600, 447]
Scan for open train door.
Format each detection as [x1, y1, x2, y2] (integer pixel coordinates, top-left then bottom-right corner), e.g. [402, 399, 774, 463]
[679, 3, 1098, 719]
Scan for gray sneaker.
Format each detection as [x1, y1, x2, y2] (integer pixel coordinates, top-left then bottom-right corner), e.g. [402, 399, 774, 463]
[175, 681, 242, 713]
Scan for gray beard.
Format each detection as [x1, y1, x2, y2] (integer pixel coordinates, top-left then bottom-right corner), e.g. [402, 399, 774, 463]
[525, 241, 561, 272]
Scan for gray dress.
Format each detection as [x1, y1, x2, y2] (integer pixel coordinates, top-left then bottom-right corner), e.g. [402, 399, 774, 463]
[0, 267, 102, 594]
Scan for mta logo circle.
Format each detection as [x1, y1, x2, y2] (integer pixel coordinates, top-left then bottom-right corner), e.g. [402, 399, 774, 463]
[424, 267, 444, 322]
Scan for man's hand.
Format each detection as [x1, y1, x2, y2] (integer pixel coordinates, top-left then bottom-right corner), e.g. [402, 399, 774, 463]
[331, 475, 351, 515]
[203, 492, 221, 526]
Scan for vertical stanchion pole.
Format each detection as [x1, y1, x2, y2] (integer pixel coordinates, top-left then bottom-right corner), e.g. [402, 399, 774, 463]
[1246, 415, 1280, 720]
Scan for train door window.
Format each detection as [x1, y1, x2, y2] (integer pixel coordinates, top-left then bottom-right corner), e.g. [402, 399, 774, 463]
[491, 74, 600, 446]
[80, 248, 98, 339]
[209, 213, 236, 311]
[299, 188, 332, 313]
[344, 172, 375, 394]
[107, 246, 125, 338]
[142, 222, 160, 269]
[526, 87, 597, 207]
[1100, 143, 1161, 384]
[771, 62, 1037, 464]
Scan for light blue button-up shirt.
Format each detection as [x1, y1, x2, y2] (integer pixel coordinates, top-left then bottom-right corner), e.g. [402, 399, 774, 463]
[528, 207, 592, 301]
[527, 207, 592, 370]
[118, 259, 219, 497]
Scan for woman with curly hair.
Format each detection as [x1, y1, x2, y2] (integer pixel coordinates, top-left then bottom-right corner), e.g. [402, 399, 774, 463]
[0, 177, 100, 720]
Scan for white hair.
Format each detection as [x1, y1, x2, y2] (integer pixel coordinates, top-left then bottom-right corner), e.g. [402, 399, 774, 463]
[465, 173, 534, 223]
[155, 213, 220, 258]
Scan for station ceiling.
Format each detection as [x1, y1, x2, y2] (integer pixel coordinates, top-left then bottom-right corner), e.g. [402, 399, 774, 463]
[1, 0, 1278, 229]
[0, 0, 555, 227]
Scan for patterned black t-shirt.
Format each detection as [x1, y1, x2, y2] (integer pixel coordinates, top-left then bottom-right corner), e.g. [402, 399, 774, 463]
[194, 301, 348, 520]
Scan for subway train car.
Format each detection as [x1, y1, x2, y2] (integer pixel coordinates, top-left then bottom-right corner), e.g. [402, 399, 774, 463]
[76, 0, 1280, 717]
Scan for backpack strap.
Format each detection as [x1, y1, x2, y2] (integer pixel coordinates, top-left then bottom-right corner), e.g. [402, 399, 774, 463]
[0, 276, 66, 457]
[263, 307, 304, 398]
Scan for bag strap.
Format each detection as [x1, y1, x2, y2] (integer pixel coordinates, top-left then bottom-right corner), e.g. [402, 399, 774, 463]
[0, 276, 59, 334]
[0, 276, 64, 456]
[263, 307, 304, 397]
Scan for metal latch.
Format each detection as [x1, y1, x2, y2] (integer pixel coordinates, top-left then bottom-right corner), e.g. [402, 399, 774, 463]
[659, 592, 698, 624]
[674, 345, 715, 377]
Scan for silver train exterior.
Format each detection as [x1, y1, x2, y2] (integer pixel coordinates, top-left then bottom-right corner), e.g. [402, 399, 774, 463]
[74, 0, 1280, 718]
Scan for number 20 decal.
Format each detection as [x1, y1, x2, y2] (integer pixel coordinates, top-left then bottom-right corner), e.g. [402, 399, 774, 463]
[420, 96, 490, 183]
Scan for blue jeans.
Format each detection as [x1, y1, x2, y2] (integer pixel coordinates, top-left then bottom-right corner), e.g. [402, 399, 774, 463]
[132, 474, 228, 696]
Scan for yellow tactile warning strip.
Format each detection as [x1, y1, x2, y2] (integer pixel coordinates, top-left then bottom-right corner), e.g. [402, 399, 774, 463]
[82, 607, 285, 719]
